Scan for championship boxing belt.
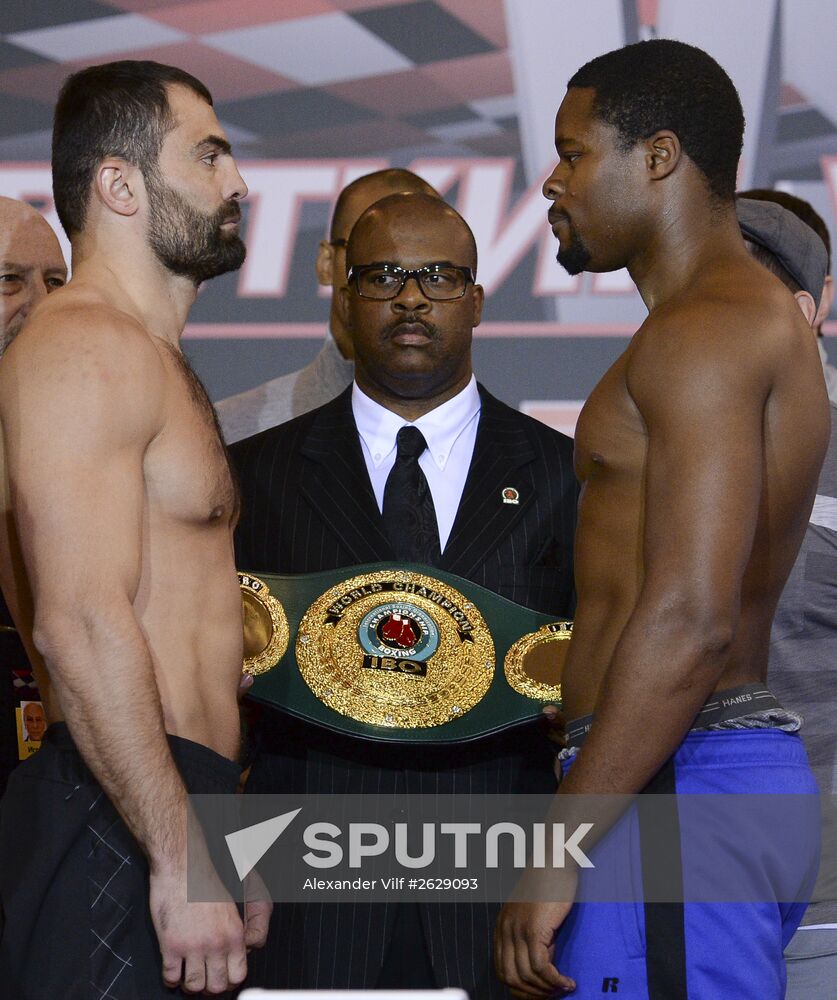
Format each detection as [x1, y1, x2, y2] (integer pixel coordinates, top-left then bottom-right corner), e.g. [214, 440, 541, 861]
[240, 563, 571, 744]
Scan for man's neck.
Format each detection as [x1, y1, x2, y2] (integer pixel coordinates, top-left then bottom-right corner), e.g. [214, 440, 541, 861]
[355, 370, 473, 422]
[627, 197, 745, 313]
[70, 240, 197, 347]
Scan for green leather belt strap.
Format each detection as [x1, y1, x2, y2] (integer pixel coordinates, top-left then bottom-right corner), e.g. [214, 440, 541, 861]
[240, 562, 570, 745]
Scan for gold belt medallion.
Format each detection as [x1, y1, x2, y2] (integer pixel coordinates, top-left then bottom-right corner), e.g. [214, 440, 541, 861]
[296, 570, 495, 729]
[503, 621, 571, 701]
[240, 573, 291, 676]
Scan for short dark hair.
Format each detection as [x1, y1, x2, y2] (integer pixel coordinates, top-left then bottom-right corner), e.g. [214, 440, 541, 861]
[739, 188, 831, 271]
[52, 60, 213, 237]
[568, 39, 744, 201]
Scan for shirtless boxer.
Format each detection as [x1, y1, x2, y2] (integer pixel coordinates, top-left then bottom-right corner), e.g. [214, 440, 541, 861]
[0, 61, 268, 998]
[495, 39, 829, 1000]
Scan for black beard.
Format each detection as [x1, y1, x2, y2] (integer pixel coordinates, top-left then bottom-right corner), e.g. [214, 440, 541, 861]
[145, 171, 245, 285]
[555, 218, 592, 276]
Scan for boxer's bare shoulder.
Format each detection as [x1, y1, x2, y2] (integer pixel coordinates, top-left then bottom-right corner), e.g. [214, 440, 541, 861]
[625, 258, 825, 488]
[2, 286, 164, 393]
[1, 287, 165, 451]
[633, 257, 810, 360]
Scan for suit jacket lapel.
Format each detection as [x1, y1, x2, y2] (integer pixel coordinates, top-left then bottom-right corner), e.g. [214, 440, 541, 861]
[299, 388, 394, 563]
[441, 386, 538, 576]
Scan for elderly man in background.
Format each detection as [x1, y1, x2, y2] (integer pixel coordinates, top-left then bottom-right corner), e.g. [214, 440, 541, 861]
[0, 196, 67, 357]
[216, 167, 438, 442]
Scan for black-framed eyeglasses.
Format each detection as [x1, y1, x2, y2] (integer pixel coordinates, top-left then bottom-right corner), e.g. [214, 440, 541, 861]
[347, 262, 475, 301]
[330, 238, 348, 248]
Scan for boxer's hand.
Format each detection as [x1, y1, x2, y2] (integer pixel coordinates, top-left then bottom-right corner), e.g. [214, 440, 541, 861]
[494, 867, 578, 998]
[542, 705, 567, 784]
[238, 671, 254, 702]
[541, 704, 566, 748]
[150, 867, 247, 995]
[243, 868, 273, 950]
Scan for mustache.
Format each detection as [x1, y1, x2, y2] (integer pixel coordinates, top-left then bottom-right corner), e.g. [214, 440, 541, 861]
[383, 315, 438, 339]
[217, 202, 241, 225]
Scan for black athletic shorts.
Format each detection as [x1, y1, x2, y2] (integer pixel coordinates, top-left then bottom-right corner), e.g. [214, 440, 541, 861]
[0, 722, 241, 1000]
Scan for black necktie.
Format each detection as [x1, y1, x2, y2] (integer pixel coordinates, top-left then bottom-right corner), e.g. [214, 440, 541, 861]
[382, 425, 442, 565]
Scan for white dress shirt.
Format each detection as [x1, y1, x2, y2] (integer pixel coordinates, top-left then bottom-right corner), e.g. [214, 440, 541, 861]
[352, 376, 481, 551]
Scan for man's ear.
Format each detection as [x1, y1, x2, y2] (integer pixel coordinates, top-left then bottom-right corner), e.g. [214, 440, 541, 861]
[337, 283, 352, 330]
[316, 240, 335, 286]
[814, 274, 834, 330]
[644, 131, 680, 180]
[793, 289, 818, 327]
[95, 159, 140, 218]
[471, 283, 485, 328]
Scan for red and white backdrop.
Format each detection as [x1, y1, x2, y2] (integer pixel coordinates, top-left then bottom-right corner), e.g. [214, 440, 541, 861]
[1, 0, 835, 434]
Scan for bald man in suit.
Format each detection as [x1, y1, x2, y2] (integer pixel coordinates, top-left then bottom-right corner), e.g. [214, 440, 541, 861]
[233, 193, 577, 998]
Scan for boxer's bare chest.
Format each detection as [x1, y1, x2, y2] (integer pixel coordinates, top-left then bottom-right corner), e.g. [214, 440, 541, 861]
[145, 345, 238, 529]
[575, 350, 646, 495]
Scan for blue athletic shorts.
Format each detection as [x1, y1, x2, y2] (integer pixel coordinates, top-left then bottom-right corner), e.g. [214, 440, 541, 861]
[553, 729, 819, 999]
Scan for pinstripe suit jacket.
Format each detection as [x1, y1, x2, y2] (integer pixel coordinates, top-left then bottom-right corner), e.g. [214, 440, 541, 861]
[230, 384, 577, 998]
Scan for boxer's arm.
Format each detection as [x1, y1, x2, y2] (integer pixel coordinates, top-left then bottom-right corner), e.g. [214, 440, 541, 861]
[0, 310, 248, 992]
